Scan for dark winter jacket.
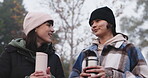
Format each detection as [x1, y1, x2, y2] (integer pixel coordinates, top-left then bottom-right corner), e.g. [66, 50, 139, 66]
[0, 38, 65, 78]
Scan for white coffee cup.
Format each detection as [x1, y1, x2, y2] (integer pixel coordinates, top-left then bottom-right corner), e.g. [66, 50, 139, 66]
[35, 52, 48, 74]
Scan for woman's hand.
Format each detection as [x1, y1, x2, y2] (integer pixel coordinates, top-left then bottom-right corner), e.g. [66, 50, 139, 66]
[80, 66, 106, 78]
[30, 67, 51, 78]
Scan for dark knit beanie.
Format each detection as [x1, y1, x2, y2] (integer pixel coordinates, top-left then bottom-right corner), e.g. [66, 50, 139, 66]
[89, 6, 116, 35]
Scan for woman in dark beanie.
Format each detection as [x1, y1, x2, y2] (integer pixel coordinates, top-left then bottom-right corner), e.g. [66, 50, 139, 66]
[69, 6, 148, 78]
[0, 12, 65, 78]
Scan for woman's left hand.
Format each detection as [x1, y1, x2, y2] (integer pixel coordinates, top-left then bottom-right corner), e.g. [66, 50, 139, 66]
[30, 67, 51, 78]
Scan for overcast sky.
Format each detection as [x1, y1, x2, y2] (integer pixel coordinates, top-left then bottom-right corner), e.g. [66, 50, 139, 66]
[0, 0, 3, 2]
[22, 0, 146, 30]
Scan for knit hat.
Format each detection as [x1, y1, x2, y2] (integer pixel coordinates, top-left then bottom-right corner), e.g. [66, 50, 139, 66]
[89, 6, 116, 35]
[23, 12, 53, 35]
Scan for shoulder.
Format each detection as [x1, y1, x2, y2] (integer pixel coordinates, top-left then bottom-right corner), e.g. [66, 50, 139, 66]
[4, 45, 18, 53]
[120, 42, 140, 55]
[122, 43, 144, 60]
[0, 45, 17, 60]
[48, 53, 62, 66]
[118, 42, 134, 50]
[122, 43, 140, 53]
[82, 44, 98, 52]
[48, 53, 61, 60]
[51, 53, 60, 58]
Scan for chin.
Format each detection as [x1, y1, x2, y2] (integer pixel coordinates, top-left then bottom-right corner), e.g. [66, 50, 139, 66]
[47, 40, 52, 43]
[94, 34, 99, 36]
[44, 39, 52, 43]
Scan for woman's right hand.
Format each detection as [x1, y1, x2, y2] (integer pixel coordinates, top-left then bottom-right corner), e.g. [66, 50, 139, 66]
[80, 67, 91, 78]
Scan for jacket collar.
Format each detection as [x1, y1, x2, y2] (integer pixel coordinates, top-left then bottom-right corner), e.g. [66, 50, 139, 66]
[92, 34, 127, 49]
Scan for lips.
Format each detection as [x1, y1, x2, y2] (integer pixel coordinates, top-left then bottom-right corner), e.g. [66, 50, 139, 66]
[48, 32, 53, 37]
[92, 28, 101, 34]
[92, 29, 98, 33]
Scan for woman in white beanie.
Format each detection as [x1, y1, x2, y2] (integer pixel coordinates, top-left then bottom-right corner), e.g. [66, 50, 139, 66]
[0, 12, 65, 78]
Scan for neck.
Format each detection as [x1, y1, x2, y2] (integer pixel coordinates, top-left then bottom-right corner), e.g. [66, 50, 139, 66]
[36, 38, 44, 48]
[37, 42, 42, 48]
[99, 33, 114, 44]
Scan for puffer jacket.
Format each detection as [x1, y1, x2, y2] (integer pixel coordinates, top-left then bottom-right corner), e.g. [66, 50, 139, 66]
[0, 38, 65, 78]
[69, 34, 148, 78]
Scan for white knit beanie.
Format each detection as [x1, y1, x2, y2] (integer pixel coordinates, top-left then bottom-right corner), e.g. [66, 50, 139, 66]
[23, 12, 53, 35]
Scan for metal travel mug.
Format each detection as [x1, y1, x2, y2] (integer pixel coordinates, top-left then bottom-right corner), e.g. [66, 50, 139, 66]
[86, 56, 98, 77]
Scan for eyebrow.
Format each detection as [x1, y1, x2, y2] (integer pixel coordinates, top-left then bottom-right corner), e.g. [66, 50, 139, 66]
[90, 19, 101, 26]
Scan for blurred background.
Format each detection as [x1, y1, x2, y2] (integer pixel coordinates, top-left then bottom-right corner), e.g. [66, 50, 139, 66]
[0, 0, 148, 77]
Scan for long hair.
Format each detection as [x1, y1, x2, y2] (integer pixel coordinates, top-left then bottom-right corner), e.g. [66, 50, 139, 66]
[24, 29, 38, 52]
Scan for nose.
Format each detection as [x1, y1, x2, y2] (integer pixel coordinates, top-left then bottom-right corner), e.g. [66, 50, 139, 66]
[91, 22, 97, 29]
[50, 26, 54, 33]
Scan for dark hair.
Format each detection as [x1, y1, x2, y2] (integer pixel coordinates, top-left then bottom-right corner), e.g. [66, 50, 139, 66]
[24, 29, 38, 52]
[107, 23, 116, 36]
[47, 20, 54, 26]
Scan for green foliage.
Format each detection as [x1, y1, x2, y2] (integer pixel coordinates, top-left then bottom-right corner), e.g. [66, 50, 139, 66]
[0, 0, 26, 54]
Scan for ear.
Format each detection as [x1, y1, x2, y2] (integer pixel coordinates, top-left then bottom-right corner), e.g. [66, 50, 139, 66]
[34, 24, 42, 32]
[106, 23, 110, 28]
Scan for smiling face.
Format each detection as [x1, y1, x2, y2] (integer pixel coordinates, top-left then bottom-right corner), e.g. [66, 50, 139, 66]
[35, 21, 54, 44]
[91, 19, 112, 37]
